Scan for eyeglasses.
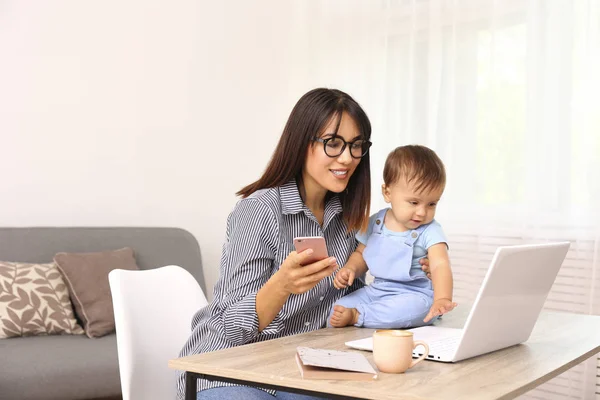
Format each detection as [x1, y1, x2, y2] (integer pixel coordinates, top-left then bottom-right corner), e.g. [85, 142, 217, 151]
[313, 135, 372, 159]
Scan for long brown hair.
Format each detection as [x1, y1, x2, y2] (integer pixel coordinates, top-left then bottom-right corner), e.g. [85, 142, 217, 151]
[237, 88, 372, 232]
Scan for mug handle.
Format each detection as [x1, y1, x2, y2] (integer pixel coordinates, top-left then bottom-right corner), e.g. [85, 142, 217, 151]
[409, 340, 430, 369]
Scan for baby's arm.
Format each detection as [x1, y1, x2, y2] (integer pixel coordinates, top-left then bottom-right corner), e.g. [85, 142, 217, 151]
[423, 243, 457, 322]
[333, 243, 368, 289]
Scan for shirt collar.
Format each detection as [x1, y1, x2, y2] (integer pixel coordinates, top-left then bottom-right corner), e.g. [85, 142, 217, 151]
[280, 180, 343, 221]
[280, 180, 305, 215]
[322, 194, 343, 231]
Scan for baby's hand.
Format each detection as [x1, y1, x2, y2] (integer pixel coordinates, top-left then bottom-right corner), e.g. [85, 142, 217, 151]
[333, 267, 355, 289]
[424, 298, 458, 322]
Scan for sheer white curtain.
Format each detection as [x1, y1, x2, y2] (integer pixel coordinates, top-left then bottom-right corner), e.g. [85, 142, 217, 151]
[290, 0, 600, 398]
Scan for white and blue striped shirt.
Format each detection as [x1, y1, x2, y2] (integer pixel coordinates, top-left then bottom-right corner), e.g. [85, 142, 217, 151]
[177, 180, 363, 398]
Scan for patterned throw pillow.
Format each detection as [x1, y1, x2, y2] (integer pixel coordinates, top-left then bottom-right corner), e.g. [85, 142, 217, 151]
[0, 262, 84, 338]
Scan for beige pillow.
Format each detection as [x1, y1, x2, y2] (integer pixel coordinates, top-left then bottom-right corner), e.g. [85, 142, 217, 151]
[54, 247, 139, 338]
[0, 262, 84, 338]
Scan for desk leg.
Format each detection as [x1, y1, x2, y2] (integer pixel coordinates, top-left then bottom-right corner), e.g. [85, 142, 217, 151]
[185, 372, 200, 400]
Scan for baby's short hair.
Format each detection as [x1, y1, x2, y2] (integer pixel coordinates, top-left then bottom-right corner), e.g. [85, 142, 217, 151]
[383, 145, 446, 193]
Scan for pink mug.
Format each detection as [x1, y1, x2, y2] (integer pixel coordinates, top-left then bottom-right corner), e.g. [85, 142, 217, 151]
[372, 330, 429, 373]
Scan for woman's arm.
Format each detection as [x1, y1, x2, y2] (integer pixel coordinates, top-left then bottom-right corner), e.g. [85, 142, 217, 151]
[217, 199, 281, 344]
[218, 199, 337, 343]
[257, 251, 338, 331]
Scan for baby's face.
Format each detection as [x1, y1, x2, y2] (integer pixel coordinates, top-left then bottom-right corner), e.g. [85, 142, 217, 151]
[382, 178, 444, 231]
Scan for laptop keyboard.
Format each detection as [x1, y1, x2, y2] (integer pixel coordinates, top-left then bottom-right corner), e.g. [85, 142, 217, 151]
[345, 326, 463, 361]
[413, 336, 461, 360]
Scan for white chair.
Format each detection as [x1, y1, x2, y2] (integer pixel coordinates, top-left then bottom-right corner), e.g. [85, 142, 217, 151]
[109, 265, 208, 400]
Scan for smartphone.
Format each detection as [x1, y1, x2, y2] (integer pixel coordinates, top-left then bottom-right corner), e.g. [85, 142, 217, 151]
[293, 236, 329, 265]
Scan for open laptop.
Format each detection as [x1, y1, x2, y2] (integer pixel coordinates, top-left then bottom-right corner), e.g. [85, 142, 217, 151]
[345, 242, 570, 362]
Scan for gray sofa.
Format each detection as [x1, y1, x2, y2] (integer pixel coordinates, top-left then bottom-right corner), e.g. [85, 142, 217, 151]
[0, 227, 206, 400]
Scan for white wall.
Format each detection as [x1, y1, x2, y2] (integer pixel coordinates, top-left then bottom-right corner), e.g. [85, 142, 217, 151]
[0, 0, 306, 297]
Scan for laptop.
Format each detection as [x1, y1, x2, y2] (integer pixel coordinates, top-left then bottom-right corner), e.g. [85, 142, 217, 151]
[345, 242, 570, 362]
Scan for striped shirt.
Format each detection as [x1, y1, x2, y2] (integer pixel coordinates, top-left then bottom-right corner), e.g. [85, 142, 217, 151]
[176, 180, 363, 398]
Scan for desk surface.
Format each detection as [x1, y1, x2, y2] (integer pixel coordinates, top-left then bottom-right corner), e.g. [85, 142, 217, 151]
[169, 309, 600, 400]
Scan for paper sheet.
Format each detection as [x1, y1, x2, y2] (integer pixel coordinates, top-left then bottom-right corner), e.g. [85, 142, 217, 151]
[296, 346, 376, 374]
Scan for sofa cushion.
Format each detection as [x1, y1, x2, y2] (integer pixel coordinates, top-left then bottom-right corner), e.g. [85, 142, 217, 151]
[0, 333, 121, 400]
[0, 261, 84, 338]
[54, 247, 139, 338]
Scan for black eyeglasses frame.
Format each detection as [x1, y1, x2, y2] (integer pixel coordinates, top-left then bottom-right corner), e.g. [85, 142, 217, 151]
[312, 135, 372, 159]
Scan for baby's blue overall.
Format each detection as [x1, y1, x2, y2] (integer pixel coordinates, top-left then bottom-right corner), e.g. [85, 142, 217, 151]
[329, 208, 446, 329]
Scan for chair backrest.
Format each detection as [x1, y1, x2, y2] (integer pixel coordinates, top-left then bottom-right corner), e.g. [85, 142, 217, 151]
[109, 265, 208, 400]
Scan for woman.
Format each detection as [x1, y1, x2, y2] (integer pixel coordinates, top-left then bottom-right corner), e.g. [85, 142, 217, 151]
[178, 88, 371, 399]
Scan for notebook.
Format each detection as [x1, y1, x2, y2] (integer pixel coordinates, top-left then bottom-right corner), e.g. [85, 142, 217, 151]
[345, 242, 570, 362]
[295, 347, 378, 380]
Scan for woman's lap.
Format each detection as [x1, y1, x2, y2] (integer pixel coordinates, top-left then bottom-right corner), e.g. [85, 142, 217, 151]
[197, 386, 274, 400]
[196, 386, 323, 400]
[277, 390, 325, 400]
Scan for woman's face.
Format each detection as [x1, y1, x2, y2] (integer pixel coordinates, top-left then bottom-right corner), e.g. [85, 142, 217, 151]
[302, 112, 363, 198]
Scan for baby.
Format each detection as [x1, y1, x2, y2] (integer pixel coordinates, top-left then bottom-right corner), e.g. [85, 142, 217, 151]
[329, 145, 456, 328]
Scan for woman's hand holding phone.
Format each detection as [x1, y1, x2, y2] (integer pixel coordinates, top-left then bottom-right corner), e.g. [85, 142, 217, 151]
[293, 237, 329, 265]
[275, 238, 337, 295]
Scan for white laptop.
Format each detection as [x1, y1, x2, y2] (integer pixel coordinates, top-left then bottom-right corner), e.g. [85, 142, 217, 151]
[345, 242, 570, 362]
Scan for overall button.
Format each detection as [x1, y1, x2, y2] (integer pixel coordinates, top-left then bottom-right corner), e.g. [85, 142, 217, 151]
[319, 296, 324, 301]
[304, 321, 310, 326]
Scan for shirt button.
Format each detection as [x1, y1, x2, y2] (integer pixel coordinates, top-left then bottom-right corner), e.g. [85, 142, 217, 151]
[319, 296, 324, 301]
[305, 321, 310, 326]
[411, 232, 418, 238]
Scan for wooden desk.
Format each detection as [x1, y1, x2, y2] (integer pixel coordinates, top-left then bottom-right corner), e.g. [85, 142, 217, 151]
[169, 309, 600, 400]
